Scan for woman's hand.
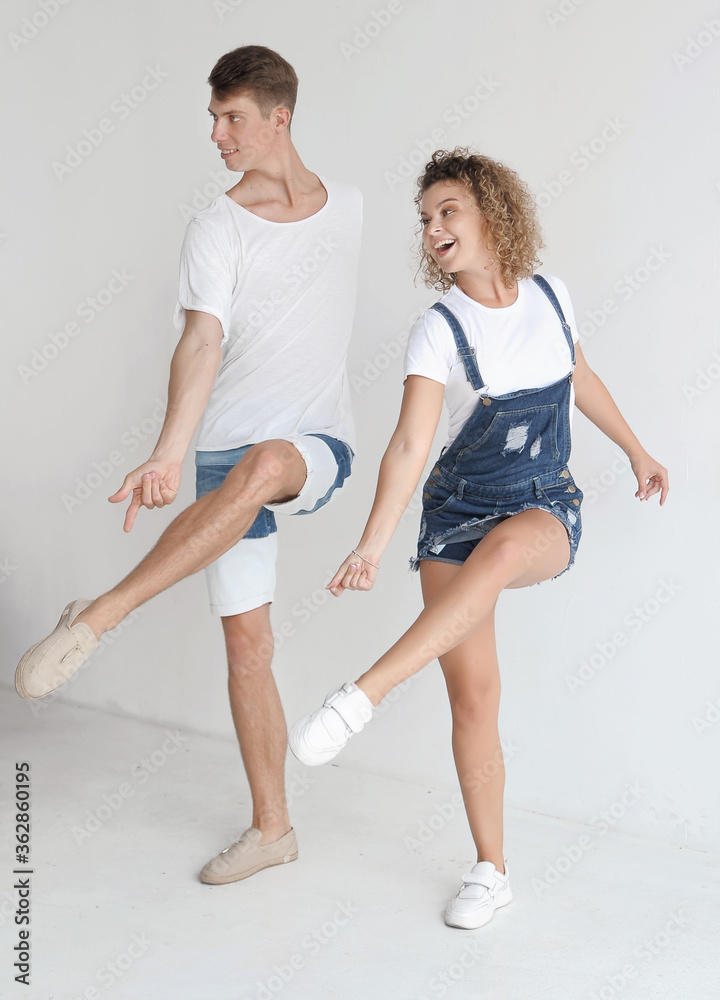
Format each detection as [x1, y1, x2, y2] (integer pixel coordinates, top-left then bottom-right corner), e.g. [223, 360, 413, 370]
[327, 552, 379, 596]
[631, 452, 669, 505]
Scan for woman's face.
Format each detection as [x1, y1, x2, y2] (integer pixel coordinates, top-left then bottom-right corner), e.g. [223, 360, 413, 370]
[420, 180, 492, 277]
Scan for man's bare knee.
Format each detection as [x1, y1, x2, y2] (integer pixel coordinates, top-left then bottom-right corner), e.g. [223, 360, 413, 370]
[223, 440, 304, 507]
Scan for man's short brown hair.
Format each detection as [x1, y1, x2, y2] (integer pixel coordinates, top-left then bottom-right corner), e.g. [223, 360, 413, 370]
[208, 45, 298, 120]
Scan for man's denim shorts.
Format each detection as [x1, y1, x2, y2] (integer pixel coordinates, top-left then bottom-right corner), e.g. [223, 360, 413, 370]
[194, 434, 353, 617]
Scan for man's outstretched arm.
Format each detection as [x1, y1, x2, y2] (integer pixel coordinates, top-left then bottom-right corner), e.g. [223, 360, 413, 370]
[110, 310, 223, 531]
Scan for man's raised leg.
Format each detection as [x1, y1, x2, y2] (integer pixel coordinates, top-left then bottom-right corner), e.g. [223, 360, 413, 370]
[15, 440, 306, 700]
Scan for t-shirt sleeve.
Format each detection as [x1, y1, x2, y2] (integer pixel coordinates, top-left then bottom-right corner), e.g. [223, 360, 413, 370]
[404, 308, 457, 385]
[173, 216, 235, 344]
[544, 274, 579, 345]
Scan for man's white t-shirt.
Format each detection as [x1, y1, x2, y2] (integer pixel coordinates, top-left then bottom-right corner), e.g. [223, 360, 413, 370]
[404, 275, 580, 449]
[174, 177, 362, 452]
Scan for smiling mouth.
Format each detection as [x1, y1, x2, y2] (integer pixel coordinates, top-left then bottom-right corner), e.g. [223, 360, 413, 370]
[220, 148, 238, 156]
[434, 239, 456, 258]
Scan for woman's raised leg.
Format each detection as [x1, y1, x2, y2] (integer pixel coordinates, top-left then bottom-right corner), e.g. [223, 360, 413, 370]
[288, 508, 569, 768]
[355, 507, 569, 704]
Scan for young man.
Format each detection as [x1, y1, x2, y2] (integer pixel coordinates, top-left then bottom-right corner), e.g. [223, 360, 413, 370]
[15, 45, 362, 884]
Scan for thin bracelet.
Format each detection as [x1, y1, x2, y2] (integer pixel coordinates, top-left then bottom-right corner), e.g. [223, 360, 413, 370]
[351, 549, 380, 570]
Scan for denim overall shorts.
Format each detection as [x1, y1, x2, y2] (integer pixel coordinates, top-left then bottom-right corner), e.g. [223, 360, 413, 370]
[412, 275, 583, 578]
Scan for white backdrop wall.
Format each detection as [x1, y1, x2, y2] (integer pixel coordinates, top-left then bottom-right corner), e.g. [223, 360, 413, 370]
[2, 0, 717, 853]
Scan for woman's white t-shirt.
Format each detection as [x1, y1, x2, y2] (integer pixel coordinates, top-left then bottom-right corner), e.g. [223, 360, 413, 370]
[174, 177, 362, 452]
[404, 274, 579, 448]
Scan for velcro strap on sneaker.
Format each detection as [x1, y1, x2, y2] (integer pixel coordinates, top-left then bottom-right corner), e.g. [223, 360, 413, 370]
[461, 871, 496, 890]
[324, 684, 372, 734]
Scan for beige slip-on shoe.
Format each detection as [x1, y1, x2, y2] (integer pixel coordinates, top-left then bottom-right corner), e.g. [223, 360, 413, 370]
[199, 827, 298, 885]
[15, 599, 99, 700]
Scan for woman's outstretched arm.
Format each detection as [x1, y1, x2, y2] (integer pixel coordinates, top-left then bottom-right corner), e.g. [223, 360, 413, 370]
[573, 345, 669, 505]
[328, 374, 445, 596]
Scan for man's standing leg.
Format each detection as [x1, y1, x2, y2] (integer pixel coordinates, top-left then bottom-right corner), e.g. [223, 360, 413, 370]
[197, 604, 298, 884]
[224, 607, 291, 841]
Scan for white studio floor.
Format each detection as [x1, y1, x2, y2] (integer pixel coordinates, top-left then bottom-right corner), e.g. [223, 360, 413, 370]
[0, 687, 717, 1000]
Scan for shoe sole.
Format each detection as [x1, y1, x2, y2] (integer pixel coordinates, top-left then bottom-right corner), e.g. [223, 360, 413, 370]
[200, 850, 298, 885]
[444, 886, 513, 929]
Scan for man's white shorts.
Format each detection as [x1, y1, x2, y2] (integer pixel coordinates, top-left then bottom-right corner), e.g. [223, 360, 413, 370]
[194, 434, 353, 617]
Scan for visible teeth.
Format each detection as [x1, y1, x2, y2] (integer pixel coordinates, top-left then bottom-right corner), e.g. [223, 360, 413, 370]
[436, 240, 455, 249]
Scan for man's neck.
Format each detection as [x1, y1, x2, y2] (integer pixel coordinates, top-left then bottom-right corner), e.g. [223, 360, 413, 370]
[226, 143, 327, 223]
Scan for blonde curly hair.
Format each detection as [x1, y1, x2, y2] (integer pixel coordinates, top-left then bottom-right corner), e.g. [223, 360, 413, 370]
[415, 148, 544, 291]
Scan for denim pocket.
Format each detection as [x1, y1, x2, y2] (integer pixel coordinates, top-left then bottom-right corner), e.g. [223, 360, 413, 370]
[422, 475, 456, 515]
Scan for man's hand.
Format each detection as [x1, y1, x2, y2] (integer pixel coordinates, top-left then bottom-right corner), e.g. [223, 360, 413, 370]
[109, 460, 182, 532]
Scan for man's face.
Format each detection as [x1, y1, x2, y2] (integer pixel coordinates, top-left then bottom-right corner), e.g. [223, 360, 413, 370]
[208, 91, 283, 171]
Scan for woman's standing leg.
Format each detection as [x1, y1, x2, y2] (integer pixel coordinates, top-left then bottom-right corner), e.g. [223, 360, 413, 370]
[421, 561, 505, 871]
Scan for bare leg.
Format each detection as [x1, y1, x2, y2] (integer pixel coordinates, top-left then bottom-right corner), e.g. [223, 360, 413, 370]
[222, 607, 291, 844]
[355, 508, 570, 704]
[74, 440, 306, 637]
[421, 562, 504, 870]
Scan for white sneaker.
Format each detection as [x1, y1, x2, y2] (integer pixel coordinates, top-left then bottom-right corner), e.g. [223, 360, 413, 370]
[444, 860, 512, 929]
[288, 682, 373, 766]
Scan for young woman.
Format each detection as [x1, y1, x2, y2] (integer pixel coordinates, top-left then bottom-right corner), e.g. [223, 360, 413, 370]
[289, 148, 668, 929]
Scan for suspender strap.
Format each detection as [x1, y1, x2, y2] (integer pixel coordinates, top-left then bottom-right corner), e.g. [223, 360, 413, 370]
[430, 302, 485, 391]
[532, 275, 575, 364]
[431, 277, 574, 391]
